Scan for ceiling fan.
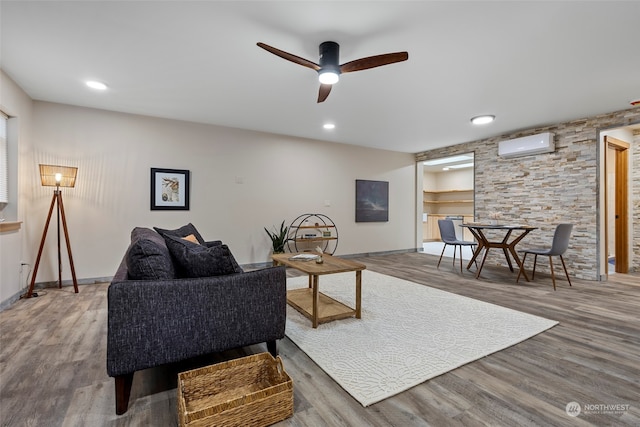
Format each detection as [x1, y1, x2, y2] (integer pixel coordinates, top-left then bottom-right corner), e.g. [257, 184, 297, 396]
[257, 41, 408, 103]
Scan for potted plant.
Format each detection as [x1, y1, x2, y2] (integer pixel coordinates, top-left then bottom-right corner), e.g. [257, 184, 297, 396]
[264, 220, 289, 254]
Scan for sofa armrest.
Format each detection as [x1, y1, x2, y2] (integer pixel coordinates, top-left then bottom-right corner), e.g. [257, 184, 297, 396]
[106, 265, 286, 377]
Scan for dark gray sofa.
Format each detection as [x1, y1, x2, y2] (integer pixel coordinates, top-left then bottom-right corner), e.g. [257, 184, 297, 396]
[107, 226, 286, 414]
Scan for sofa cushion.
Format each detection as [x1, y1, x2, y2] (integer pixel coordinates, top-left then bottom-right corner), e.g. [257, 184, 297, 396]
[153, 223, 205, 245]
[163, 234, 241, 277]
[125, 233, 176, 280]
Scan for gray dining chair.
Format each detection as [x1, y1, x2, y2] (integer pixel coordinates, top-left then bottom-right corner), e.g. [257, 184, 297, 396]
[517, 223, 573, 290]
[437, 219, 477, 273]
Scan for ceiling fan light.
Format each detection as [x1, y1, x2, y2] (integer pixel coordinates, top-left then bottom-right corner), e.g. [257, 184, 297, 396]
[318, 70, 339, 85]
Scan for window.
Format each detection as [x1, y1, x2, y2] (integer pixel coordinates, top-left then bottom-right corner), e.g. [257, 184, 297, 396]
[0, 111, 8, 203]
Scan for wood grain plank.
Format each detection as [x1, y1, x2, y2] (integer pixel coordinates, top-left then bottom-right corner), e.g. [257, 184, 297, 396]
[1, 252, 638, 426]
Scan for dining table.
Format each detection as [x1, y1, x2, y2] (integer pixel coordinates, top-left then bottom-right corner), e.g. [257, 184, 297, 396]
[460, 223, 538, 280]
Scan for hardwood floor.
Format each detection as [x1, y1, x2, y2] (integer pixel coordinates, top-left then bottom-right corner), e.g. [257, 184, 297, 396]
[1, 252, 638, 426]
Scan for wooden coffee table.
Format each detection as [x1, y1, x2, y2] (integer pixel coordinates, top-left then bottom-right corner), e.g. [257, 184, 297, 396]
[271, 253, 366, 328]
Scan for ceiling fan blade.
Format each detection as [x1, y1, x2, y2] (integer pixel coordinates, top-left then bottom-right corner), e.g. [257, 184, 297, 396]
[340, 52, 408, 74]
[317, 84, 332, 103]
[257, 42, 321, 71]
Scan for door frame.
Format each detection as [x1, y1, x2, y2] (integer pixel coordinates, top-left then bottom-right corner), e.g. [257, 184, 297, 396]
[604, 135, 630, 274]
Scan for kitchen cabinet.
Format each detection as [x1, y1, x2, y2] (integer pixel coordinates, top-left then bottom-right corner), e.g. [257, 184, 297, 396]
[423, 189, 474, 241]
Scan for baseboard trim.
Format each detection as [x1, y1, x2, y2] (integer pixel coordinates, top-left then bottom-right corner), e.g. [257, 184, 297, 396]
[0, 289, 24, 313]
[30, 276, 114, 289]
[8, 249, 422, 306]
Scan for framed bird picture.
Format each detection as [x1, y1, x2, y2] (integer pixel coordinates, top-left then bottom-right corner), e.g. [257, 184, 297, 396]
[150, 168, 190, 210]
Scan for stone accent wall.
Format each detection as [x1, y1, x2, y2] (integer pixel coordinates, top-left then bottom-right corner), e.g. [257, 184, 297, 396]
[416, 106, 640, 280]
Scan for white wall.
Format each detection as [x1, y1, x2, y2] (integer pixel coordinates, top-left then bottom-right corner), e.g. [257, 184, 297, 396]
[0, 71, 33, 307]
[12, 101, 415, 291]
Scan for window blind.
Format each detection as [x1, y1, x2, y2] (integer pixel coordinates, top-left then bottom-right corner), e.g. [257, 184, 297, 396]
[0, 111, 8, 203]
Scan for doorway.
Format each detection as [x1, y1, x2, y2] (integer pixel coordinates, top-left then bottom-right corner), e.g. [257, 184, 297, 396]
[420, 153, 475, 254]
[604, 136, 630, 274]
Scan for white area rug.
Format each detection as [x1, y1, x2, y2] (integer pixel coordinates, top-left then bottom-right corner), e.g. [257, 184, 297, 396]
[285, 270, 558, 407]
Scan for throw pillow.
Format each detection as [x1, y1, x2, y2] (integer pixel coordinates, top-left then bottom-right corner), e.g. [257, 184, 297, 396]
[153, 223, 205, 245]
[205, 240, 243, 273]
[126, 238, 176, 280]
[163, 234, 239, 277]
[182, 234, 200, 244]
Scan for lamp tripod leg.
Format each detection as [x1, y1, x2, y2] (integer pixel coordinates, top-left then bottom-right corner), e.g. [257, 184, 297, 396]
[58, 192, 79, 293]
[23, 190, 79, 298]
[57, 193, 62, 288]
[25, 193, 57, 298]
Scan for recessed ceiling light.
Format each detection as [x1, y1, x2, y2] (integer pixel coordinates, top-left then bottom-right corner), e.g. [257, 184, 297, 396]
[471, 115, 495, 125]
[86, 81, 108, 90]
[323, 123, 335, 130]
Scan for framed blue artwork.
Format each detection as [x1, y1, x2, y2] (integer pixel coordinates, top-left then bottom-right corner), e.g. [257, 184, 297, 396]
[355, 179, 389, 222]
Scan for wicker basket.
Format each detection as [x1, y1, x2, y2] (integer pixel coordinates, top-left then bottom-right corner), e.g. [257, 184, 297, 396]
[177, 352, 294, 427]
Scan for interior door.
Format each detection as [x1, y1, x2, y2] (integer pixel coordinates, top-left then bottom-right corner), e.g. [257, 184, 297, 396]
[604, 136, 630, 274]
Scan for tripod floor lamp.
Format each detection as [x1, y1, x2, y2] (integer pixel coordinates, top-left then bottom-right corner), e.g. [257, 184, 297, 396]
[26, 164, 79, 298]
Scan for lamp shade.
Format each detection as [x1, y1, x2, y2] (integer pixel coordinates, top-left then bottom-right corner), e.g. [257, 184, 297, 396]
[39, 164, 78, 187]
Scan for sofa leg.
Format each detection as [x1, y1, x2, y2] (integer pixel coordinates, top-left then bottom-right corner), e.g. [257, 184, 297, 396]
[115, 373, 134, 415]
[267, 340, 277, 357]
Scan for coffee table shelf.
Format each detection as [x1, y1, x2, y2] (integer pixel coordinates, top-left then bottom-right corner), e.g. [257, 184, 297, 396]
[286, 288, 356, 326]
[272, 253, 365, 328]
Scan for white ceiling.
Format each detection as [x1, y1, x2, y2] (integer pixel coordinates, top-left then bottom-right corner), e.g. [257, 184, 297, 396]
[1, 1, 639, 154]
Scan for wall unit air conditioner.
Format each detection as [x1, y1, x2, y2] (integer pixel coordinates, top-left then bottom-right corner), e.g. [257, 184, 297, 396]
[498, 132, 555, 158]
